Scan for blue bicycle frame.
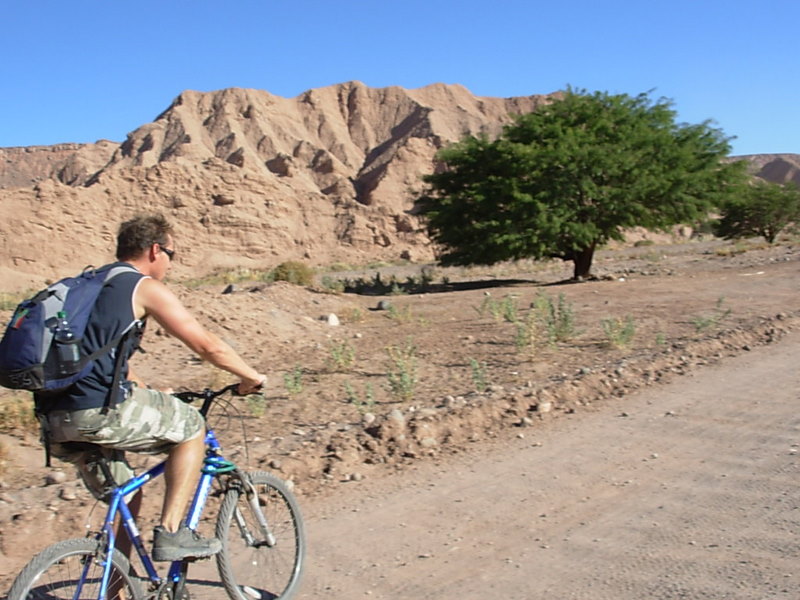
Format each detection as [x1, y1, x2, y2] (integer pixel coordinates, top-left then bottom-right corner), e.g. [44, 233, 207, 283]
[85, 427, 235, 600]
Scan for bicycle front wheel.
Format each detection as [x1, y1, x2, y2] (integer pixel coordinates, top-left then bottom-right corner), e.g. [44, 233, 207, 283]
[216, 471, 305, 600]
[8, 537, 143, 600]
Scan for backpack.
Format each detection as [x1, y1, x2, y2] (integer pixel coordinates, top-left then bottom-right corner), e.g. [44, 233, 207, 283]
[0, 264, 141, 395]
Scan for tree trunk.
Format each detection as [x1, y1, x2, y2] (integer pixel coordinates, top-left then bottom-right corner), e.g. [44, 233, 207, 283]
[572, 244, 596, 280]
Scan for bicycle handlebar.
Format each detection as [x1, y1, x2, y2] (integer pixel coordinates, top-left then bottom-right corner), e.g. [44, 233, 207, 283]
[173, 383, 250, 417]
[173, 383, 241, 403]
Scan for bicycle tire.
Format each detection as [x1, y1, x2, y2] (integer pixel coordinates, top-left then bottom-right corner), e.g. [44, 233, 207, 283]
[8, 537, 143, 600]
[216, 471, 305, 600]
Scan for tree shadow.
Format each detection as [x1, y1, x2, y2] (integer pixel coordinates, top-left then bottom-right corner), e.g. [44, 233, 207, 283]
[338, 273, 544, 297]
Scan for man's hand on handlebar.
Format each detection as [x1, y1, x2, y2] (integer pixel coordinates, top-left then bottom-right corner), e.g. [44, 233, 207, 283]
[238, 374, 267, 396]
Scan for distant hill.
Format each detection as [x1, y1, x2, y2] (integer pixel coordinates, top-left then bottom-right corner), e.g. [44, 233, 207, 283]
[0, 82, 796, 289]
[736, 154, 800, 186]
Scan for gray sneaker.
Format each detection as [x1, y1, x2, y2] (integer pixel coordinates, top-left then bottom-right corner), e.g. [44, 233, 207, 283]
[152, 525, 222, 562]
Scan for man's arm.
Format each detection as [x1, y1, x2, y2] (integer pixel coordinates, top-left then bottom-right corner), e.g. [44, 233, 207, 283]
[134, 278, 266, 394]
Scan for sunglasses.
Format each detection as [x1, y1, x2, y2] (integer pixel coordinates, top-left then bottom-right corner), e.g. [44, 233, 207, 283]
[157, 244, 176, 261]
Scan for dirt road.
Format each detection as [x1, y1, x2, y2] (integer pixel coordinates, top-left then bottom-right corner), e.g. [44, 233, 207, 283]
[291, 331, 799, 599]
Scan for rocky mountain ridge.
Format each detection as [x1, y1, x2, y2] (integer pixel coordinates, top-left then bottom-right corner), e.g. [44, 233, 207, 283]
[0, 82, 554, 289]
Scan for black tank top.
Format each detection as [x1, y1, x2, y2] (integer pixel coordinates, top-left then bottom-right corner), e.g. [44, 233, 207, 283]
[37, 262, 147, 412]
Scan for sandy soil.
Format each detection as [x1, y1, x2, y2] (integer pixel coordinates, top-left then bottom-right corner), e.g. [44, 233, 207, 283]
[293, 331, 800, 599]
[0, 237, 798, 596]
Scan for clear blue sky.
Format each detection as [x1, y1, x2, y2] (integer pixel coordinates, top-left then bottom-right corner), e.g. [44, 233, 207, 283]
[1, 0, 796, 156]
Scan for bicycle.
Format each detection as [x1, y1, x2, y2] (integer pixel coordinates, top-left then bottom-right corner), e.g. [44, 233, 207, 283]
[7, 384, 305, 600]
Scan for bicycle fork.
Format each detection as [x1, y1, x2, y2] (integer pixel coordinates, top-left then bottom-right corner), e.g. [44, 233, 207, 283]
[236, 477, 277, 548]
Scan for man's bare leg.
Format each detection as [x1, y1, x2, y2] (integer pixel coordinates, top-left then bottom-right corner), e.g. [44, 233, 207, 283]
[109, 491, 142, 599]
[160, 433, 205, 531]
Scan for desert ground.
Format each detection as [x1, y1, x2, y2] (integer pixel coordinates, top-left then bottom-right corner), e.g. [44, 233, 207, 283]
[0, 236, 798, 597]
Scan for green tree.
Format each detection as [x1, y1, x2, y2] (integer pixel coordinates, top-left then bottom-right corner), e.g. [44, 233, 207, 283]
[417, 89, 747, 279]
[714, 180, 800, 243]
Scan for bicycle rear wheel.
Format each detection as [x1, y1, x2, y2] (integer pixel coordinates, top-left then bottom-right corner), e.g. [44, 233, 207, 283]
[216, 471, 305, 600]
[8, 537, 142, 600]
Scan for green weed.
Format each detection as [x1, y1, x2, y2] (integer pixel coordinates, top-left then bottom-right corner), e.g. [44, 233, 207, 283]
[283, 365, 304, 398]
[387, 304, 413, 322]
[691, 297, 731, 333]
[327, 339, 356, 371]
[476, 294, 519, 323]
[469, 358, 489, 392]
[344, 381, 376, 414]
[602, 315, 636, 349]
[385, 339, 418, 402]
[514, 311, 540, 356]
[245, 393, 267, 417]
[534, 292, 577, 344]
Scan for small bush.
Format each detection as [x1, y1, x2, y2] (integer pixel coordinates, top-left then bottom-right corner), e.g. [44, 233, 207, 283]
[0, 440, 7, 476]
[272, 261, 314, 286]
[320, 275, 345, 293]
[0, 394, 38, 433]
[0, 291, 28, 312]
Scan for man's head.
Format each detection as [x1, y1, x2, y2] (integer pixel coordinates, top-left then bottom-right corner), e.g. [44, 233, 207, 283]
[116, 214, 176, 278]
[116, 214, 174, 260]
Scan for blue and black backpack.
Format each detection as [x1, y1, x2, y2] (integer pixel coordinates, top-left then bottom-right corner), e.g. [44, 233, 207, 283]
[0, 264, 141, 397]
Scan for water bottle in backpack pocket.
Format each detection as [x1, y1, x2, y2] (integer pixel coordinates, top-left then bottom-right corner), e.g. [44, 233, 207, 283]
[50, 311, 82, 376]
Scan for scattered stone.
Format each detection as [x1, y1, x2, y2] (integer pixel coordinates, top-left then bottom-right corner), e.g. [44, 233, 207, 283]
[322, 313, 340, 326]
[537, 401, 553, 414]
[45, 471, 67, 486]
[387, 409, 406, 427]
[376, 300, 392, 311]
[269, 459, 282, 470]
[222, 284, 236, 295]
[59, 487, 78, 501]
[349, 472, 364, 482]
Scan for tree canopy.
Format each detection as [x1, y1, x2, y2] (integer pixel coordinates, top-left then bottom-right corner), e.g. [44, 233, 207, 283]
[417, 88, 748, 279]
[714, 180, 800, 243]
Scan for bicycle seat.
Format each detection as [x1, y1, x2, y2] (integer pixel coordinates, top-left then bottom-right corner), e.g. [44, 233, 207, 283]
[57, 441, 104, 454]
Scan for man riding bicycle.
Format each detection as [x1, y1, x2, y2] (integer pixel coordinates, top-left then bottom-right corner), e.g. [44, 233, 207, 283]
[35, 214, 266, 562]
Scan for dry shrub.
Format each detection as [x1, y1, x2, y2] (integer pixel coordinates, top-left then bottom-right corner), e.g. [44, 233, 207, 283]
[272, 261, 314, 287]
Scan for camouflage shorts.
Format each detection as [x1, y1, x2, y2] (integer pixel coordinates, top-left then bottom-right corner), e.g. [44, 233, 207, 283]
[44, 386, 205, 501]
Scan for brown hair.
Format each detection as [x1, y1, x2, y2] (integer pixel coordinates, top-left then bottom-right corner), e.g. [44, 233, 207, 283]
[116, 214, 174, 261]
